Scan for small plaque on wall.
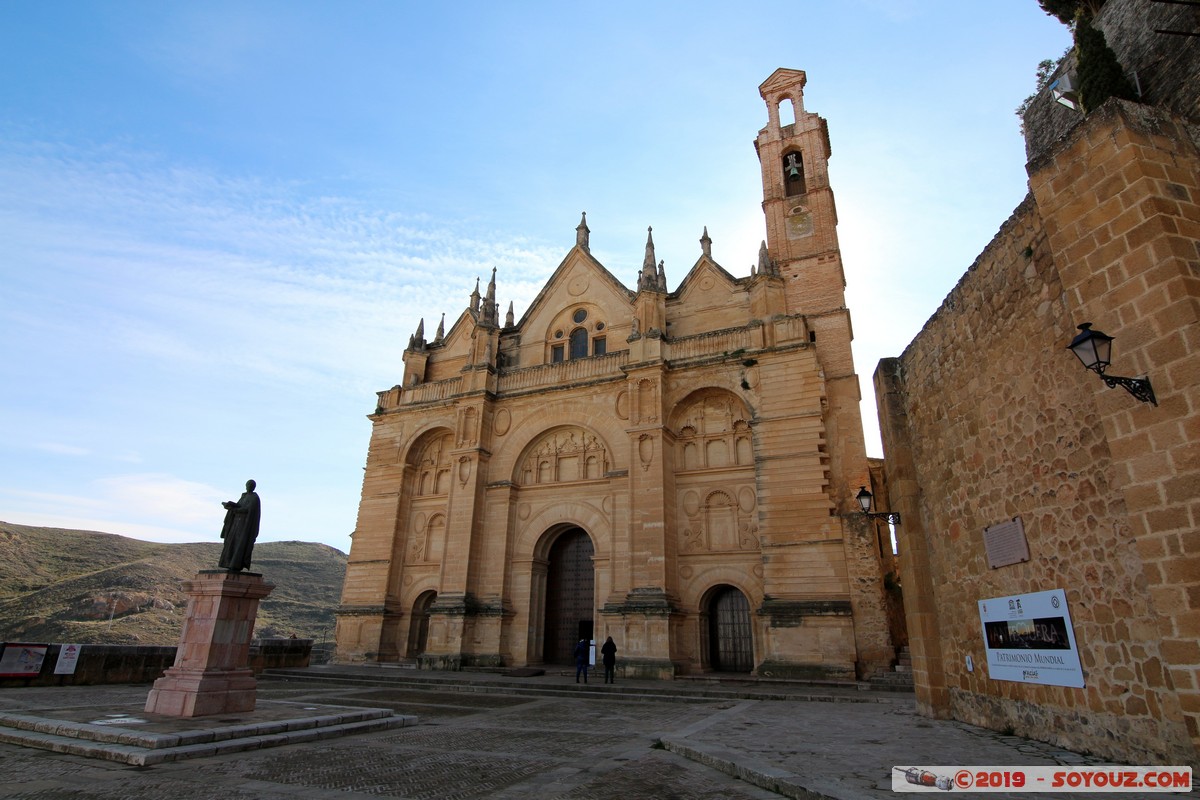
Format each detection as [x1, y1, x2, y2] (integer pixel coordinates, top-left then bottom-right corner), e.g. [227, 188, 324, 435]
[983, 517, 1030, 568]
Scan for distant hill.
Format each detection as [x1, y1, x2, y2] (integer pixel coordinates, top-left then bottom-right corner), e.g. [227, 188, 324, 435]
[0, 522, 346, 646]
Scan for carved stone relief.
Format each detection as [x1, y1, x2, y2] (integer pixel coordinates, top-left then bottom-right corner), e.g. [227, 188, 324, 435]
[518, 427, 609, 485]
[458, 407, 478, 447]
[413, 433, 453, 496]
[671, 392, 753, 471]
[678, 486, 760, 553]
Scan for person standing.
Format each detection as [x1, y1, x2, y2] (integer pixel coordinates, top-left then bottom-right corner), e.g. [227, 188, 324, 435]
[601, 636, 617, 684]
[573, 638, 589, 684]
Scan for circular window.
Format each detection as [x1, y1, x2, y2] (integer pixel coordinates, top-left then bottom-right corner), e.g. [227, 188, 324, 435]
[572, 308, 587, 324]
[595, 321, 605, 331]
[554, 330, 564, 339]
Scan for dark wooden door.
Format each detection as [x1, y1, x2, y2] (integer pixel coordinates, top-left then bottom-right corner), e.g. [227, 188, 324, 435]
[709, 587, 753, 672]
[544, 528, 594, 664]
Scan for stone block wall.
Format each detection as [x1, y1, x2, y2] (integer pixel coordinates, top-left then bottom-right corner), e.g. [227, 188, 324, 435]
[0, 640, 313, 688]
[876, 99, 1200, 765]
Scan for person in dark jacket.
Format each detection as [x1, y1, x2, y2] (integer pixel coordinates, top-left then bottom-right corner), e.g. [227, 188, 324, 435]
[573, 638, 589, 683]
[600, 636, 617, 684]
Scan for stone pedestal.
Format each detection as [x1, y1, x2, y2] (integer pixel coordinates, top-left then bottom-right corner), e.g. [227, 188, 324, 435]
[145, 570, 274, 717]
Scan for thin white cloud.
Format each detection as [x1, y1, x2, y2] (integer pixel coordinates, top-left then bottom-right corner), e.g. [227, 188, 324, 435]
[94, 473, 227, 527]
[0, 511, 208, 545]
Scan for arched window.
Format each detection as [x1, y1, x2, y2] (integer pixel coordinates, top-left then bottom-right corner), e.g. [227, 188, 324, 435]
[569, 327, 589, 359]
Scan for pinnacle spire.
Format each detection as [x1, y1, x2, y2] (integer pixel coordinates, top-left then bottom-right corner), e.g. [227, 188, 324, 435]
[434, 313, 445, 343]
[483, 267, 498, 325]
[469, 278, 481, 313]
[576, 212, 590, 252]
[643, 226, 656, 272]
[700, 226, 712, 258]
[505, 301, 514, 327]
[757, 240, 777, 277]
[657, 259, 667, 291]
[640, 226, 659, 291]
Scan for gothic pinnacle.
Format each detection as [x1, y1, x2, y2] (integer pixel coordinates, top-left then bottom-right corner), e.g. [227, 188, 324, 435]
[469, 277, 481, 313]
[576, 211, 590, 251]
[700, 226, 712, 258]
[434, 313, 445, 343]
[505, 300, 514, 327]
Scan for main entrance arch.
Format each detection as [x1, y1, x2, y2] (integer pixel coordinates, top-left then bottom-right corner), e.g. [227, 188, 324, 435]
[543, 527, 595, 664]
[706, 585, 754, 672]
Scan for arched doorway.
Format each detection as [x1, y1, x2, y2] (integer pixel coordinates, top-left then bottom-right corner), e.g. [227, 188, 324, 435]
[707, 586, 753, 672]
[407, 590, 436, 658]
[543, 528, 594, 664]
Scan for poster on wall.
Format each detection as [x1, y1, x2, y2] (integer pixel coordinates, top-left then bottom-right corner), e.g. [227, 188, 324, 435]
[0, 643, 49, 677]
[978, 588, 1085, 688]
[55, 643, 83, 675]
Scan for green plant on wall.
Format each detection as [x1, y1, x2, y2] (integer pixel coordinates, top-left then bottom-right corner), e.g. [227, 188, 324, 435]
[1073, 13, 1137, 111]
[1034, 0, 1137, 114]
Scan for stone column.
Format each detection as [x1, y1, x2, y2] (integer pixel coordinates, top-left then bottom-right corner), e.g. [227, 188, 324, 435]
[145, 570, 274, 717]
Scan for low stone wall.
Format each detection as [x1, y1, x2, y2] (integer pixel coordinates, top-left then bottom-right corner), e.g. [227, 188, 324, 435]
[0, 639, 313, 688]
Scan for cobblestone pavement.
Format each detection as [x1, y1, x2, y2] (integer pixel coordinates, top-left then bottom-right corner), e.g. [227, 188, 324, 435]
[0, 681, 782, 800]
[1, 674, 1192, 799]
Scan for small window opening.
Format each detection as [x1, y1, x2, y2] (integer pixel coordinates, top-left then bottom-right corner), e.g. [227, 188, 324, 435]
[808, 330, 817, 343]
[551, 344, 565, 363]
[593, 337, 607, 356]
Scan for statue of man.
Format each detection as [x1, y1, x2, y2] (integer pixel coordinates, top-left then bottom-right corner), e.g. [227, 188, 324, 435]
[219, 479, 261, 572]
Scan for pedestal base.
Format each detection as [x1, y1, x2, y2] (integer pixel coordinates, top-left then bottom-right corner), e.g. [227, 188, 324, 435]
[145, 668, 259, 716]
[144, 570, 274, 718]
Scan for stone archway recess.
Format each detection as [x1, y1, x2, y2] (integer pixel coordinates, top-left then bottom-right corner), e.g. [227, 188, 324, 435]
[543, 527, 595, 665]
[406, 590, 436, 658]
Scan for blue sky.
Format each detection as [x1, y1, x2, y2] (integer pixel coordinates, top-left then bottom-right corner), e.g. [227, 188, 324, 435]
[0, 2, 1072, 553]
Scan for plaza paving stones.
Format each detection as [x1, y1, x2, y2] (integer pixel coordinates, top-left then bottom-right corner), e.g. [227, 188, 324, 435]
[0, 668, 1192, 799]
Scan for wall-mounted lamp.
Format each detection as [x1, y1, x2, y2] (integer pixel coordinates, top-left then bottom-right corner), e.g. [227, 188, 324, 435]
[1066, 322, 1157, 406]
[856, 486, 901, 525]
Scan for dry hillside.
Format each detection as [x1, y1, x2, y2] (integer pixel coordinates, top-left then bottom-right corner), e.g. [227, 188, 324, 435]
[0, 522, 346, 646]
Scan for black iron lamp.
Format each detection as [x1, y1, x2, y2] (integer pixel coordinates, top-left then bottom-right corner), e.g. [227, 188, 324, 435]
[1066, 323, 1157, 406]
[856, 486, 901, 525]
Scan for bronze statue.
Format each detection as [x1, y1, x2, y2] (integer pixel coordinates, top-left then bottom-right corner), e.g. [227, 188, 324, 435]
[219, 479, 261, 572]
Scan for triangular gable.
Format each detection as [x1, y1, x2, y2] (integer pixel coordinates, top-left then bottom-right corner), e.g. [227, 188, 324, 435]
[759, 68, 806, 96]
[429, 308, 476, 360]
[514, 245, 634, 330]
[670, 255, 744, 304]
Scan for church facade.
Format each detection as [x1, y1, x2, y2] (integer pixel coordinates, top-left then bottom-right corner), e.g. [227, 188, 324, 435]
[335, 69, 896, 680]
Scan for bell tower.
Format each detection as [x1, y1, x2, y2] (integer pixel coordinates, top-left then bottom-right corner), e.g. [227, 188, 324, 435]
[755, 68, 867, 509]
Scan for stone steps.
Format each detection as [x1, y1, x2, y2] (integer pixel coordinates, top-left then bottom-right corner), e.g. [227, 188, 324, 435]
[0, 704, 414, 766]
[262, 665, 896, 703]
[866, 646, 915, 691]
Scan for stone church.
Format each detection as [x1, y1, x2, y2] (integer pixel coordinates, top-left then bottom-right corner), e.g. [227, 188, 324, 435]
[335, 69, 896, 680]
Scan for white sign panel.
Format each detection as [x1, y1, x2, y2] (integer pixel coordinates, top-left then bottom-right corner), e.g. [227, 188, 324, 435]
[54, 643, 83, 675]
[978, 588, 1084, 688]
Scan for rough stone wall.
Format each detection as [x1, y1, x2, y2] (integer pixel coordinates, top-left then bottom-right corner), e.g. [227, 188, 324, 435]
[1023, 0, 1200, 162]
[876, 100, 1200, 764]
